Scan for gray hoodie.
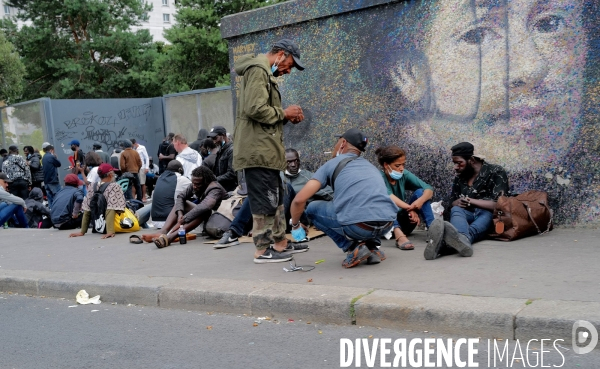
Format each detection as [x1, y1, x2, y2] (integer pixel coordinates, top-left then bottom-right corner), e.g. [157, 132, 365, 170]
[0, 186, 26, 207]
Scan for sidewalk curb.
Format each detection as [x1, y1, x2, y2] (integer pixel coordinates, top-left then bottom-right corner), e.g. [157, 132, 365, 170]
[1, 269, 598, 343]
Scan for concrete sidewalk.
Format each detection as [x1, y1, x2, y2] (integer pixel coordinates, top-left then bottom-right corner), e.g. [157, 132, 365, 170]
[1, 227, 599, 344]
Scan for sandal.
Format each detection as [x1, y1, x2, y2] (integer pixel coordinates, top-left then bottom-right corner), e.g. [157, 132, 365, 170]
[154, 234, 170, 249]
[129, 235, 143, 244]
[396, 240, 414, 250]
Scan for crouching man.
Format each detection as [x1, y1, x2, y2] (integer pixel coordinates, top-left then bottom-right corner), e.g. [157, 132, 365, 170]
[145, 166, 227, 248]
[290, 128, 398, 268]
[69, 164, 126, 239]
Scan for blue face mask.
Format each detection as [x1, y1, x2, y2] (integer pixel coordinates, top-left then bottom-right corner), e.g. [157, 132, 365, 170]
[387, 165, 403, 180]
[271, 56, 282, 74]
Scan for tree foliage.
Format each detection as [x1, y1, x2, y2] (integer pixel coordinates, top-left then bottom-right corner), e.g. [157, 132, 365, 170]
[0, 31, 26, 104]
[1, 0, 161, 100]
[155, 0, 283, 94]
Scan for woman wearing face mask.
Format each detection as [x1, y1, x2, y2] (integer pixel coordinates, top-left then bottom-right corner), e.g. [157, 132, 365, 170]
[375, 145, 435, 250]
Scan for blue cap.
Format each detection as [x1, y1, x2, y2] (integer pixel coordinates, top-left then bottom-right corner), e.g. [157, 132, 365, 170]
[68, 139, 80, 146]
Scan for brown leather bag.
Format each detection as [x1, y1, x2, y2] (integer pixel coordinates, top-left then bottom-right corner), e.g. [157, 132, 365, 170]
[489, 190, 553, 241]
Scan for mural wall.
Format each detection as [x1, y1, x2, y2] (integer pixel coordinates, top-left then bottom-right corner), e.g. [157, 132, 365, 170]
[223, 0, 600, 227]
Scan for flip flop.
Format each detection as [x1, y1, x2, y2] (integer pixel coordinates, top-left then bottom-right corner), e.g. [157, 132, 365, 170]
[129, 235, 143, 244]
[396, 241, 414, 250]
[154, 234, 170, 249]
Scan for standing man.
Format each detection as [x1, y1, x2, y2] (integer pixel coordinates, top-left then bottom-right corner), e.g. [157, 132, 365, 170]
[2, 145, 31, 200]
[42, 143, 62, 207]
[173, 134, 202, 179]
[0, 148, 8, 171]
[68, 139, 85, 169]
[158, 133, 177, 174]
[93, 142, 111, 164]
[233, 38, 306, 263]
[119, 139, 143, 201]
[131, 138, 150, 201]
[208, 125, 237, 192]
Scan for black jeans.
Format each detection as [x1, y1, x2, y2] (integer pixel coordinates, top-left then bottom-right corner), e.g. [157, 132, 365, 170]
[125, 173, 142, 201]
[9, 178, 29, 200]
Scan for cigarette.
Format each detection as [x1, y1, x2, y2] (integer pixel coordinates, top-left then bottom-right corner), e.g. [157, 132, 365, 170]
[324, 151, 332, 154]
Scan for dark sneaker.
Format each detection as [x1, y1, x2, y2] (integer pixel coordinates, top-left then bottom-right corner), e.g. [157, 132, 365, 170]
[443, 221, 473, 257]
[365, 243, 386, 263]
[214, 231, 240, 249]
[424, 219, 444, 260]
[253, 247, 294, 264]
[342, 244, 372, 268]
[282, 241, 309, 253]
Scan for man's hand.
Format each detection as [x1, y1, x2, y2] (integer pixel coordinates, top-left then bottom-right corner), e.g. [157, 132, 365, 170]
[176, 211, 184, 225]
[72, 213, 80, 219]
[23, 206, 27, 213]
[158, 153, 165, 160]
[101, 233, 115, 239]
[284, 105, 304, 124]
[69, 232, 84, 237]
[408, 210, 420, 225]
[145, 169, 149, 174]
[453, 197, 470, 208]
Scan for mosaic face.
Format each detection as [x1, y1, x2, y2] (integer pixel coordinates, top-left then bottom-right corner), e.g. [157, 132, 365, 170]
[227, 0, 600, 225]
[391, 0, 587, 172]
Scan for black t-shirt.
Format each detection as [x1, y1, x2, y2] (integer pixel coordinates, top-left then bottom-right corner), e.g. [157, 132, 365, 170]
[157, 141, 177, 172]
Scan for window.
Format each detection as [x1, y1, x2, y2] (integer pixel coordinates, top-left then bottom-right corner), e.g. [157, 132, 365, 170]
[162, 0, 169, 6]
[4, 5, 10, 15]
[163, 13, 170, 23]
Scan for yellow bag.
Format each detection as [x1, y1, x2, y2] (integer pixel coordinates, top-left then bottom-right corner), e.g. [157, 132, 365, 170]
[114, 208, 140, 233]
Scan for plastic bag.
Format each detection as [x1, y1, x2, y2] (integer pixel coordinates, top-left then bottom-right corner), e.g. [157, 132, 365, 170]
[114, 208, 140, 233]
[431, 201, 444, 220]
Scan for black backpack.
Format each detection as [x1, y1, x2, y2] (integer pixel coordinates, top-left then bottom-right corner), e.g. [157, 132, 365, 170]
[90, 182, 110, 234]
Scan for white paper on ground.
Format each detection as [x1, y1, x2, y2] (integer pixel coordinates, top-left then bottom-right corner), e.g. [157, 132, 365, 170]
[76, 290, 101, 305]
[431, 201, 444, 220]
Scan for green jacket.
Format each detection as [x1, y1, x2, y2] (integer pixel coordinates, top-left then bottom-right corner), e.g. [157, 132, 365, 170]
[233, 54, 286, 172]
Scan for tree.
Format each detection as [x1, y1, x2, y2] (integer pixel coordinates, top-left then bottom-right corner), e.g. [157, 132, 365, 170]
[155, 0, 283, 94]
[0, 31, 25, 104]
[1, 0, 162, 101]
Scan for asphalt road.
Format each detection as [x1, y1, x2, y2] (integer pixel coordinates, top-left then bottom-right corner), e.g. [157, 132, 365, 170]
[1, 293, 599, 369]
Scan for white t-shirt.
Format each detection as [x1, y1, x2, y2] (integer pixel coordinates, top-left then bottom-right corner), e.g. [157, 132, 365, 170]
[87, 167, 100, 185]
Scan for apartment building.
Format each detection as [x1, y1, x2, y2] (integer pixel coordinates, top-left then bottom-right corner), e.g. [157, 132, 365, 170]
[0, 0, 175, 43]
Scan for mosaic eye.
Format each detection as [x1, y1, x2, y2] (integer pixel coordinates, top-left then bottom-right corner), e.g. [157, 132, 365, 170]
[533, 15, 564, 33]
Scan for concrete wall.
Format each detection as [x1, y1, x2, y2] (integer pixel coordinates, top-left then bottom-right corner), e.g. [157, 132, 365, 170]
[47, 98, 165, 173]
[221, 0, 600, 227]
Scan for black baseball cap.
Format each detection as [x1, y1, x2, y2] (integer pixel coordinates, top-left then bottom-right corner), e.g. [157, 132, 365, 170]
[335, 128, 369, 152]
[0, 173, 12, 182]
[272, 39, 305, 71]
[208, 126, 227, 138]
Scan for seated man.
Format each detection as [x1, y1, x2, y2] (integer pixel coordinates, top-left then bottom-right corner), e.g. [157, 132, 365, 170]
[69, 163, 127, 239]
[290, 128, 398, 268]
[144, 166, 227, 248]
[25, 187, 52, 228]
[281, 148, 333, 232]
[425, 142, 509, 260]
[213, 149, 332, 250]
[50, 173, 85, 230]
[0, 173, 28, 228]
[136, 160, 191, 228]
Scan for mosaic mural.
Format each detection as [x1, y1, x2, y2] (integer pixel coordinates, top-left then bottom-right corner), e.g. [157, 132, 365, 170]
[226, 0, 600, 226]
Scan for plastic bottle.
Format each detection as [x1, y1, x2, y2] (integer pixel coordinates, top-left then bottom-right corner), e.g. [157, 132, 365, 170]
[178, 225, 187, 244]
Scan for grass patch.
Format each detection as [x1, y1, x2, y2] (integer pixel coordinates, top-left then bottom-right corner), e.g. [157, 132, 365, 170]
[350, 289, 375, 325]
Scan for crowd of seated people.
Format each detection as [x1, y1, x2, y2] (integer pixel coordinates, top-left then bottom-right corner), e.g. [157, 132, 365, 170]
[1, 127, 510, 270]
